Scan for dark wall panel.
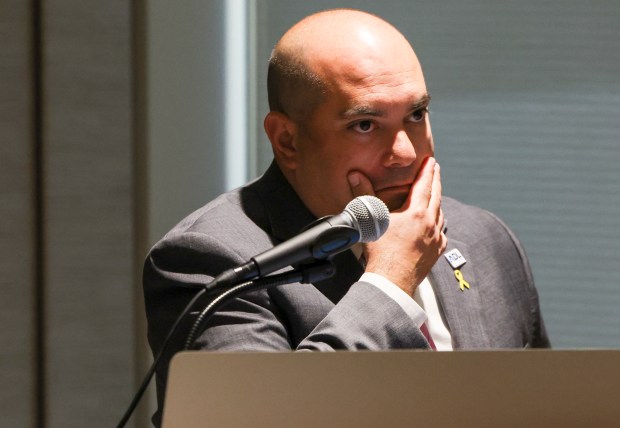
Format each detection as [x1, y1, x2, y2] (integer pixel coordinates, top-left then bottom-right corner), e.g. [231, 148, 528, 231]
[0, 0, 36, 426]
[43, 1, 136, 426]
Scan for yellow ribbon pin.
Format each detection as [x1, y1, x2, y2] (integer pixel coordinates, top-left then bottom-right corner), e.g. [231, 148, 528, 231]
[454, 269, 470, 291]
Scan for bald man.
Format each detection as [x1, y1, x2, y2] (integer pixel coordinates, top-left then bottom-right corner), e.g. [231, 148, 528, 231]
[144, 9, 549, 426]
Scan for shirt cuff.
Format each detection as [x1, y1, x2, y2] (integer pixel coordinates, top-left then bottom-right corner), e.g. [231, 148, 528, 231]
[359, 272, 427, 328]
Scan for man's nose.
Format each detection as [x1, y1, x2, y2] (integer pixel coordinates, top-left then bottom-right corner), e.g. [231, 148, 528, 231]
[383, 130, 416, 167]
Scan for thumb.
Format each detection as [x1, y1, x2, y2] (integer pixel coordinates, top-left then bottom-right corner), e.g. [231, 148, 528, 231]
[347, 171, 375, 198]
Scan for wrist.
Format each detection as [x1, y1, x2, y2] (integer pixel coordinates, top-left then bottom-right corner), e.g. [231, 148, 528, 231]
[365, 260, 419, 297]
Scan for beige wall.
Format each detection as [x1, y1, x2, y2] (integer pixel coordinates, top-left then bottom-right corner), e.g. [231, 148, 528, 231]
[0, 0, 234, 425]
[0, 0, 148, 426]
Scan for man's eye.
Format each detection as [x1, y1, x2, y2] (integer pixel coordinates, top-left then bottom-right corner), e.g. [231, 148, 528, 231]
[409, 108, 428, 123]
[353, 120, 376, 133]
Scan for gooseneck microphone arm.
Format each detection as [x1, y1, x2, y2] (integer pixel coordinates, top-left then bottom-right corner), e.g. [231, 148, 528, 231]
[185, 261, 336, 350]
[116, 261, 336, 428]
[116, 196, 390, 427]
[207, 195, 390, 291]
[207, 223, 359, 291]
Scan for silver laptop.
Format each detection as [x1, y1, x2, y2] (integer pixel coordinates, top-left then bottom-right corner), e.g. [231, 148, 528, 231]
[163, 350, 620, 427]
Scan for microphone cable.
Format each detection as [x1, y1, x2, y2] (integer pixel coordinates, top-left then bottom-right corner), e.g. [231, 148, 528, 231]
[116, 287, 207, 428]
[116, 261, 335, 427]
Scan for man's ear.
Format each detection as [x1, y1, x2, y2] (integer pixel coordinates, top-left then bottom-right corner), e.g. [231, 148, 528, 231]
[264, 111, 299, 170]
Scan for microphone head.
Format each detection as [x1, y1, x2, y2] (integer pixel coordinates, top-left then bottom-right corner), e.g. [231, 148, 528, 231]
[344, 196, 390, 243]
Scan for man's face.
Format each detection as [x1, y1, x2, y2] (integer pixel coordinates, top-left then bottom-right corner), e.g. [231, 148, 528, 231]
[290, 63, 434, 217]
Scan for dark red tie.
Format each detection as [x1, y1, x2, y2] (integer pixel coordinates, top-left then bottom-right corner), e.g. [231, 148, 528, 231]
[420, 322, 437, 350]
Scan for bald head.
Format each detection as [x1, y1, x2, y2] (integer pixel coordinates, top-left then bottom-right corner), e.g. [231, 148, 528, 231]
[264, 9, 432, 217]
[267, 9, 421, 123]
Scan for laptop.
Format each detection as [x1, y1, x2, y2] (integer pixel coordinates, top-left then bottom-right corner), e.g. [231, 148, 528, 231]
[162, 350, 620, 427]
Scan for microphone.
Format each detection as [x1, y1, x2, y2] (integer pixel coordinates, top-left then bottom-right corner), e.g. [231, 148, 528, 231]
[208, 195, 390, 290]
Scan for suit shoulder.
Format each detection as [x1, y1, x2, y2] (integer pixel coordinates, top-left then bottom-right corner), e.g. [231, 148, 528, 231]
[148, 187, 273, 272]
[442, 196, 518, 245]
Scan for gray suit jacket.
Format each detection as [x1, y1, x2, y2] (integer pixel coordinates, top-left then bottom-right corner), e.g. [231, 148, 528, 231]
[143, 162, 549, 425]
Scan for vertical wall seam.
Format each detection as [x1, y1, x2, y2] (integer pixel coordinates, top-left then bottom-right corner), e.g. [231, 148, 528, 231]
[30, 0, 46, 426]
[131, 0, 153, 425]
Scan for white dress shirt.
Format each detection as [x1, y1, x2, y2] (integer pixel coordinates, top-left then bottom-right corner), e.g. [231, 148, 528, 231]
[359, 272, 453, 351]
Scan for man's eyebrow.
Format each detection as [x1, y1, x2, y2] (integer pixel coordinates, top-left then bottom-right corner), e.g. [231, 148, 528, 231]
[409, 94, 432, 111]
[339, 93, 432, 119]
[340, 105, 385, 118]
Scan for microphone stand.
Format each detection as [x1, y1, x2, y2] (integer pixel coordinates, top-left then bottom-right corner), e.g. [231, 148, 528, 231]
[116, 260, 336, 428]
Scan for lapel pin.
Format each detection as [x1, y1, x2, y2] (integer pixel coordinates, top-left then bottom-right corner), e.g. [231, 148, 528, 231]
[444, 248, 466, 269]
[444, 249, 470, 292]
[454, 269, 470, 291]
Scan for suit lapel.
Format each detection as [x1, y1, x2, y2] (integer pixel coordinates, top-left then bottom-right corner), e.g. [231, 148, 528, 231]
[252, 162, 316, 242]
[312, 250, 364, 303]
[251, 162, 360, 303]
[430, 237, 491, 348]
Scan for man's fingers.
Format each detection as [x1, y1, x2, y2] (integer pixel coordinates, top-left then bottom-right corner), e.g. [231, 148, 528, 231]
[429, 162, 442, 214]
[438, 207, 445, 232]
[348, 171, 375, 198]
[410, 157, 436, 206]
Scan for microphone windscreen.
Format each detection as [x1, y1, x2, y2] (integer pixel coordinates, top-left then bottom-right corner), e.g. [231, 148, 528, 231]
[345, 196, 390, 242]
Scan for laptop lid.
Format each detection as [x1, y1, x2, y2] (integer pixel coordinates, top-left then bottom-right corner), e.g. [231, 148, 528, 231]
[163, 350, 620, 427]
